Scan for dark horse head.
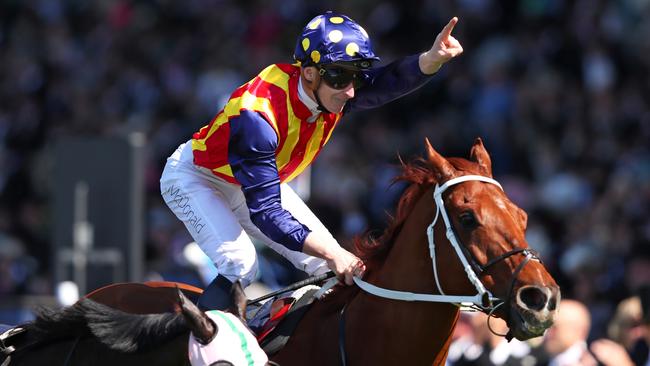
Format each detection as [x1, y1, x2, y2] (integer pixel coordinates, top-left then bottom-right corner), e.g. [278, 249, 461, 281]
[2, 281, 271, 366]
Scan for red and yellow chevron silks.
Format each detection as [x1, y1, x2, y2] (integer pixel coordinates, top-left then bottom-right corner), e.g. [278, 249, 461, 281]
[191, 63, 343, 184]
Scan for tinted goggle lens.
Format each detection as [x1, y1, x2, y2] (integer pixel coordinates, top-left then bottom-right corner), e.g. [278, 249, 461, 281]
[319, 67, 364, 89]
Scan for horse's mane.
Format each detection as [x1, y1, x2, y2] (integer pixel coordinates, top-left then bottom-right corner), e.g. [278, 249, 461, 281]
[353, 158, 434, 266]
[354, 156, 476, 268]
[25, 299, 188, 352]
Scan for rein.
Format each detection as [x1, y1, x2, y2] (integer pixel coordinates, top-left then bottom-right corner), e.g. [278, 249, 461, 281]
[62, 336, 80, 366]
[352, 175, 541, 312]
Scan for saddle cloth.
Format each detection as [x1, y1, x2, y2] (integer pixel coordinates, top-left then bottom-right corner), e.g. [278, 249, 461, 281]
[248, 286, 320, 355]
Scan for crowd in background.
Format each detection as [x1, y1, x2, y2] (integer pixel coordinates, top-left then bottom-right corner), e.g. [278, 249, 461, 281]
[447, 297, 649, 366]
[1, 0, 649, 363]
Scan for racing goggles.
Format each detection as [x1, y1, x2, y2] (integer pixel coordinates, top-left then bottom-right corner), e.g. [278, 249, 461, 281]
[318, 65, 365, 90]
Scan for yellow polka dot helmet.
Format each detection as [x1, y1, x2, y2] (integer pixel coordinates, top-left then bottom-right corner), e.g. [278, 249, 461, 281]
[294, 11, 379, 69]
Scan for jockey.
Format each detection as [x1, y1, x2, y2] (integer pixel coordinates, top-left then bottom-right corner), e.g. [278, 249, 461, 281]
[160, 11, 463, 310]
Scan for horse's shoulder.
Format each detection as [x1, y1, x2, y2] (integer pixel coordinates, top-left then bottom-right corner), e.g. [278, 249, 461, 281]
[84, 281, 203, 314]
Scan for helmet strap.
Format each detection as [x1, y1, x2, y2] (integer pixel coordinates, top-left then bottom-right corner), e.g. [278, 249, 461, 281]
[313, 81, 331, 114]
[303, 68, 331, 114]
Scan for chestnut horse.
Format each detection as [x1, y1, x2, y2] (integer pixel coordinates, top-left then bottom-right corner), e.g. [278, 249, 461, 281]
[271, 138, 560, 366]
[1, 139, 559, 366]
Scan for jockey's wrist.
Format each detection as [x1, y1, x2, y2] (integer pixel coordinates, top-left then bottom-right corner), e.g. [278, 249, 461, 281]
[419, 51, 444, 75]
[302, 232, 340, 260]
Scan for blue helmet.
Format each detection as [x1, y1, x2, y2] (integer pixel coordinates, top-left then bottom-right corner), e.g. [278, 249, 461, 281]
[294, 12, 379, 69]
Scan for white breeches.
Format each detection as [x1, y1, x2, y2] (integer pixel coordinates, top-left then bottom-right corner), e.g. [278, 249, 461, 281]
[160, 142, 330, 286]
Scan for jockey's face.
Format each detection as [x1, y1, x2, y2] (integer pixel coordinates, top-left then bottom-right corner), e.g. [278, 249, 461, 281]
[302, 66, 356, 113]
[318, 76, 355, 113]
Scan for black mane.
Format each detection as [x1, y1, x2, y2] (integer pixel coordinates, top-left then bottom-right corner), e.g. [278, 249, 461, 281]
[25, 299, 188, 352]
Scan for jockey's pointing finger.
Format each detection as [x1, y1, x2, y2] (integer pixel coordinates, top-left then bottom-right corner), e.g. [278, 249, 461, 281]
[441, 17, 458, 40]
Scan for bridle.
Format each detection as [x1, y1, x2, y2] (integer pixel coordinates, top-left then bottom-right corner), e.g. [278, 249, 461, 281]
[352, 174, 541, 313]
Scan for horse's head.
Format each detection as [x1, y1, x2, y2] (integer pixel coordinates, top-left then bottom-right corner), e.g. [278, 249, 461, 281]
[425, 138, 560, 340]
[178, 282, 271, 366]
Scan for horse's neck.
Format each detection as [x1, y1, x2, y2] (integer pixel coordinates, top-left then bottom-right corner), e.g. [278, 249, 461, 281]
[347, 186, 461, 363]
[375, 186, 438, 292]
[377, 185, 474, 295]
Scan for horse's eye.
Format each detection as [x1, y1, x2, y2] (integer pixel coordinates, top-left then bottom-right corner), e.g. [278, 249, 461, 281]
[459, 212, 478, 229]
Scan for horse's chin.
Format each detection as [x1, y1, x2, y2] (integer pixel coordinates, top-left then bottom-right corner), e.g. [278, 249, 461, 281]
[506, 308, 554, 341]
[505, 324, 546, 341]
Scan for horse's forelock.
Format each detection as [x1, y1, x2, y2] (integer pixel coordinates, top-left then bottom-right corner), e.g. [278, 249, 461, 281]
[446, 157, 482, 175]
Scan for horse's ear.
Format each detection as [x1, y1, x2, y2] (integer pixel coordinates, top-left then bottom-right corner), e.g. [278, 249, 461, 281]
[425, 138, 455, 182]
[177, 288, 217, 344]
[229, 280, 248, 322]
[469, 138, 493, 177]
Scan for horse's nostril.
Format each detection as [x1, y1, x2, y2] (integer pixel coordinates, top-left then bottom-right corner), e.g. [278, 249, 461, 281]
[519, 287, 547, 311]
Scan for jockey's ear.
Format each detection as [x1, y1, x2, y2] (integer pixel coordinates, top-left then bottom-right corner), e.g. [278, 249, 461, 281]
[469, 137, 493, 178]
[302, 66, 318, 83]
[177, 288, 217, 344]
[425, 138, 455, 182]
[229, 281, 248, 322]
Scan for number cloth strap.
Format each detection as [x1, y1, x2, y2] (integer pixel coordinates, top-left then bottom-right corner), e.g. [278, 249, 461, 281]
[188, 311, 268, 366]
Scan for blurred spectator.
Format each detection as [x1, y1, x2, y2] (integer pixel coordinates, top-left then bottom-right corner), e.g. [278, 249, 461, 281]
[630, 286, 650, 365]
[589, 288, 649, 365]
[590, 339, 635, 366]
[606, 296, 645, 353]
[538, 299, 597, 366]
[448, 312, 532, 366]
[588, 294, 646, 366]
